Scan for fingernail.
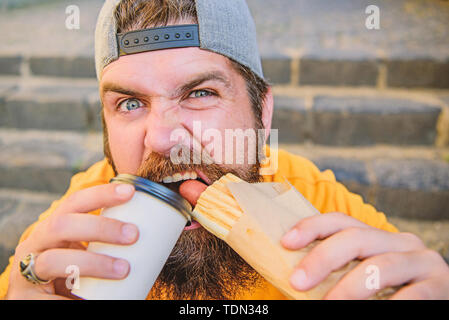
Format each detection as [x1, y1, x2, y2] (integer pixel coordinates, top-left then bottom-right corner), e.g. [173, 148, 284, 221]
[282, 229, 301, 246]
[290, 269, 307, 290]
[122, 224, 138, 242]
[115, 184, 134, 197]
[113, 259, 129, 276]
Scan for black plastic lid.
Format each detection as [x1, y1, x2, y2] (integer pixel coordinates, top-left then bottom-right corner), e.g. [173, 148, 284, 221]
[110, 174, 192, 223]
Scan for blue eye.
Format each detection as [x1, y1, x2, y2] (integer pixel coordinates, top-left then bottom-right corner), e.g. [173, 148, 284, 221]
[189, 90, 214, 98]
[118, 98, 143, 112]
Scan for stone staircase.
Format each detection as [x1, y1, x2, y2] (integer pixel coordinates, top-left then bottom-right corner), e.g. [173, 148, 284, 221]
[1, 0, 449, 271]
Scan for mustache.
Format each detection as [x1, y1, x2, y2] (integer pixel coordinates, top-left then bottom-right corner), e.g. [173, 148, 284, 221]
[136, 151, 224, 183]
[136, 150, 261, 185]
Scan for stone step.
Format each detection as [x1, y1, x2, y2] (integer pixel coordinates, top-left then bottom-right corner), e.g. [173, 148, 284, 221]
[273, 92, 446, 146]
[0, 129, 104, 194]
[2, 53, 448, 89]
[0, 127, 448, 219]
[1, 0, 58, 10]
[1, 0, 448, 88]
[0, 78, 101, 131]
[282, 144, 449, 220]
[1, 79, 447, 146]
[0, 188, 447, 273]
[0, 188, 61, 272]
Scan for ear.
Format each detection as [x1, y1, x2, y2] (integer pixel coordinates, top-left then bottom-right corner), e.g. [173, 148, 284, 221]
[261, 86, 274, 142]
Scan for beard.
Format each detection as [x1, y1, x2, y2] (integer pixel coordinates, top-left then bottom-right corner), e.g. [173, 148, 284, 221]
[132, 152, 264, 300]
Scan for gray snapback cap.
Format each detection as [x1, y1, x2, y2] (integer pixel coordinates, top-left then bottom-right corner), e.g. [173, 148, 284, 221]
[95, 0, 264, 80]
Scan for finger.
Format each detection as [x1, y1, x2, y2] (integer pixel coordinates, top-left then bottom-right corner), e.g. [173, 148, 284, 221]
[179, 179, 208, 207]
[281, 212, 371, 250]
[33, 213, 139, 252]
[53, 183, 135, 215]
[390, 276, 449, 300]
[289, 228, 426, 291]
[34, 248, 130, 282]
[324, 250, 448, 300]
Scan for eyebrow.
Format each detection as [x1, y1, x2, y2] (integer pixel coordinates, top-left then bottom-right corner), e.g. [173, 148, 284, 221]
[101, 70, 232, 99]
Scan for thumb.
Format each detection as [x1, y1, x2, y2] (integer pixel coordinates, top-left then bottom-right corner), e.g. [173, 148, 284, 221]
[179, 179, 208, 207]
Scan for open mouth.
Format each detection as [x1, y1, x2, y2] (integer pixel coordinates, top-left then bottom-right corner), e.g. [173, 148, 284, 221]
[160, 170, 209, 194]
[160, 170, 210, 231]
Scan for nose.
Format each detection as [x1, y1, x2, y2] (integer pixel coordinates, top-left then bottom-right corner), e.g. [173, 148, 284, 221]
[143, 98, 190, 156]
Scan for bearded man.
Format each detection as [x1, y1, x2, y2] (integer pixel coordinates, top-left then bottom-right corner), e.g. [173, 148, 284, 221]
[1, 0, 448, 300]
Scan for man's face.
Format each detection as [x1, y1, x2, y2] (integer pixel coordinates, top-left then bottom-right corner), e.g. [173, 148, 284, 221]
[99, 47, 268, 299]
[100, 47, 259, 179]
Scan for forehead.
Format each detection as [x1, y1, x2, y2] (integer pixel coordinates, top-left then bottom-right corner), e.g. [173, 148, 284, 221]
[100, 47, 238, 90]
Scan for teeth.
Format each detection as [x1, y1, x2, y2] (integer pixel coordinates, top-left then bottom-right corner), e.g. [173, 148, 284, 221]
[162, 171, 198, 184]
[162, 176, 173, 183]
[183, 172, 191, 180]
[172, 173, 182, 182]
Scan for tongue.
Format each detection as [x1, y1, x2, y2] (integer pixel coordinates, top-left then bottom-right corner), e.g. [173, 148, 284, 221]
[179, 180, 208, 207]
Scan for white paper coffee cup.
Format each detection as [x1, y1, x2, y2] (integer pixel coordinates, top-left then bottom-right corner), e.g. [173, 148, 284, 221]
[71, 174, 192, 300]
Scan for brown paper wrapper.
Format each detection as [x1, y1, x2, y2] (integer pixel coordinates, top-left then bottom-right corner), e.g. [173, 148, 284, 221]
[194, 175, 399, 300]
